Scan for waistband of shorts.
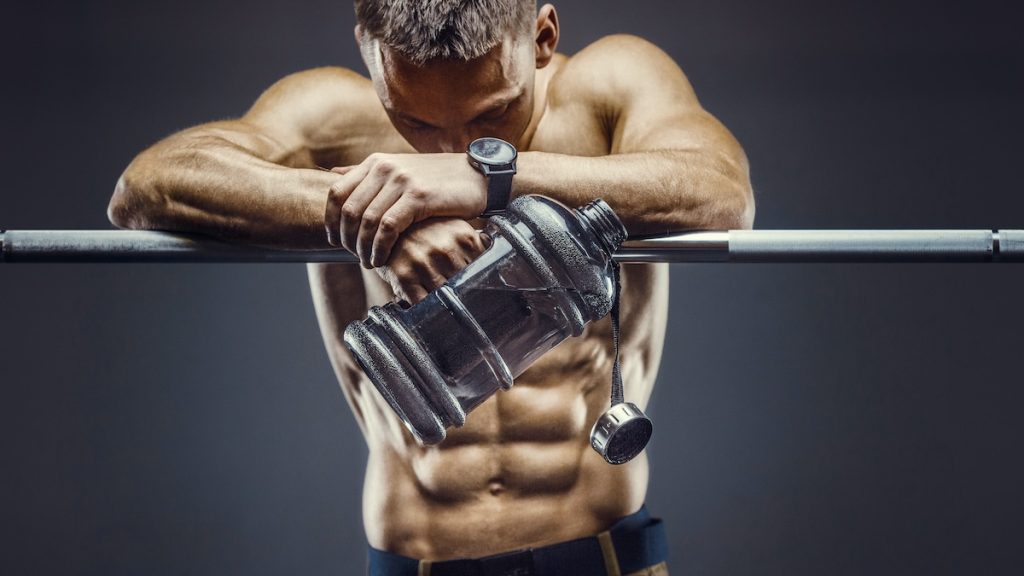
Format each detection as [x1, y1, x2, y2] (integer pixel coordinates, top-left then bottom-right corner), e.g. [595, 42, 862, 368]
[367, 504, 668, 576]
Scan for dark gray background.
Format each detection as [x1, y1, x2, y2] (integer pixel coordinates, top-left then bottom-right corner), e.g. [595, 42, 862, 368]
[2, 0, 1022, 574]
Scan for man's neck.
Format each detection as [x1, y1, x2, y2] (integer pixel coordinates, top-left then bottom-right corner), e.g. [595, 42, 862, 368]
[518, 53, 565, 150]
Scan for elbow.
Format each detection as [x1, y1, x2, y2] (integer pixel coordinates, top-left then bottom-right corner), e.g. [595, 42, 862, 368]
[106, 174, 137, 229]
[721, 182, 755, 231]
[697, 179, 755, 232]
[106, 175, 132, 228]
[694, 148, 756, 231]
[107, 170, 156, 230]
[716, 150, 756, 230]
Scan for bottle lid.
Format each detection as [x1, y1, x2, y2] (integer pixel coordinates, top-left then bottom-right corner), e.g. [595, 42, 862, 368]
[590, 402, 654, 465]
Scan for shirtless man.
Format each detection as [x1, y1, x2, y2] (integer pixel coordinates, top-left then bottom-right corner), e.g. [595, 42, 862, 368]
[107, 1, 754, 574]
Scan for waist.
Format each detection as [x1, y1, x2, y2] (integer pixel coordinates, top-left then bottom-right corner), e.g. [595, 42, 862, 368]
[368, 505, 667, 576]
[363, 450, 649, 556]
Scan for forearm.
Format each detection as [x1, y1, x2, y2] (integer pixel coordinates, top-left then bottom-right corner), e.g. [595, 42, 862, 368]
[513, 149, 755, 234]
[108, 129, 338, 250]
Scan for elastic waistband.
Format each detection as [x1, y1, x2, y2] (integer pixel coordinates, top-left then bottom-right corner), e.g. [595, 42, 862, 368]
[367, 505, 667, 576]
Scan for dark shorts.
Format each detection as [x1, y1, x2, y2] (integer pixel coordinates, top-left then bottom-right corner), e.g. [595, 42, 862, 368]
[367, 504, 668, 576]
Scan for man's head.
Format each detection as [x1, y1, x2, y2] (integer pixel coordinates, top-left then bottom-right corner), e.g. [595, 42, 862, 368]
[354, 1, 559, 153]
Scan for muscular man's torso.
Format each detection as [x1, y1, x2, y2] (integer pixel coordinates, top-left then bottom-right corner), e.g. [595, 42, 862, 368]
[305, 49, 670, 560]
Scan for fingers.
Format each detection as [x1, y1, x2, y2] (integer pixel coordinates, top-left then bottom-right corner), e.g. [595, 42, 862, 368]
[375, 255, 443, 306]
[324, 157, 422, 265]
[340, 165, 394, 261]
[428, 230, 486, 277]
[370, 197, 422, 268]
[374, 219, 486, 305]
[413, 258, 449, 295]
[325, 165, 369, 247]
[357, 179, 405, 268]
[325, 158, 390, 250]
[405, 235, 478, 297]
[459, 229, 489, 258]
[326, 157, 487, 292]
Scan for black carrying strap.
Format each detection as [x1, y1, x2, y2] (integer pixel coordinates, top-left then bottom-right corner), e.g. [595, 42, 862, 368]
[610, 260, 624, 406]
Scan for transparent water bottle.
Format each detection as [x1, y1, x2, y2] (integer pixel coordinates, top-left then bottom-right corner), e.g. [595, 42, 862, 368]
[344, 195, 652, 463]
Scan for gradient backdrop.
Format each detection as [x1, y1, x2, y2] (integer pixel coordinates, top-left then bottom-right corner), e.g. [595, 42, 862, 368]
[2, 1, 1023, 574]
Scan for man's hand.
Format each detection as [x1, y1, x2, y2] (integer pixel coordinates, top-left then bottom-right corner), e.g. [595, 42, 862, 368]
[324, 153, 488, 268]
[374, 217, 489, 306]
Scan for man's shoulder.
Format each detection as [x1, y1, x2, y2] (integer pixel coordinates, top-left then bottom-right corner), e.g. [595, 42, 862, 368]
[577, 34, 666, 59]
[558, 35, 672, 77]
[550, 35, 682, 104]
[252, 66, 376, 112]
[272, 66, 369, 88]
[245, 66, 394, 154]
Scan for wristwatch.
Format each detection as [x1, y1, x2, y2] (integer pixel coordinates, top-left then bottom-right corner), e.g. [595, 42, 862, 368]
[467, 137, 517, 217]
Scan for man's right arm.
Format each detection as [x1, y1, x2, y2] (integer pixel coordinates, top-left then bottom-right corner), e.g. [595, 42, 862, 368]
[107, 67, 387, 250]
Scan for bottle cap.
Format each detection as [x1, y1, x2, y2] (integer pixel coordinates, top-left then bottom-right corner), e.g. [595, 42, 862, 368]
[590, 402, 653, 465]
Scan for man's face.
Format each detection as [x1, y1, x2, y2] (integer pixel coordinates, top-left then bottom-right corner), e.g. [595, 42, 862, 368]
[362, 35, 537, 153]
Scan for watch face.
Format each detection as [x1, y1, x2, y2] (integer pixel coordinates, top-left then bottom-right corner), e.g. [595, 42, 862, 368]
[468, 138, 517, 165]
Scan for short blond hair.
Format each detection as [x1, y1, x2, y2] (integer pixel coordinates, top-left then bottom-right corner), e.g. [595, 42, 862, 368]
[355, 0, 537, 64]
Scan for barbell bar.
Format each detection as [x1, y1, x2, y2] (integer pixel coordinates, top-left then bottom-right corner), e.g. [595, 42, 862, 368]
[2, 229, 1023, 264]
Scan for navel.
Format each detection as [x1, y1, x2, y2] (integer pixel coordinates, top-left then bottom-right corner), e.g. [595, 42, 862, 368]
[487, 477, 506, 497]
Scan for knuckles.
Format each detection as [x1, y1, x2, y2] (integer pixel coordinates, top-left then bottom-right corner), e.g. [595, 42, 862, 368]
[378, 216, 399, 235]
[361, 210, 381, 227]
[428, 245, 462, 268]
[340, 203, 362, 221]
[455, 231, 484, 253]
[406, 186, 429, 203]
[372, 159, 396, 177]
[326, 184, 343, 202]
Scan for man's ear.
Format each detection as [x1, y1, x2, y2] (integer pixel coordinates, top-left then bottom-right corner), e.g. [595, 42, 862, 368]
[534, 4, 559, 69]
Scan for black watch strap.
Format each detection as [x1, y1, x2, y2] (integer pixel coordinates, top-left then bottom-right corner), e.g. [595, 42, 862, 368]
[482, 170, 514, 217]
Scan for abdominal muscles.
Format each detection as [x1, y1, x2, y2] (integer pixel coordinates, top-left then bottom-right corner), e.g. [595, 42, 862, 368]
[361, 334, 649, 561]
[355, 264, 665, 560]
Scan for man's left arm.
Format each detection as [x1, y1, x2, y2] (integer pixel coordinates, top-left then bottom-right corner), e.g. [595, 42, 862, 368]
[326, 35, 755, 268]
[515, 35, 755, 237]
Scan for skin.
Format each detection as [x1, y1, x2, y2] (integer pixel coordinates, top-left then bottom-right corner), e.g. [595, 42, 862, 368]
[108, 4, 754, 561]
